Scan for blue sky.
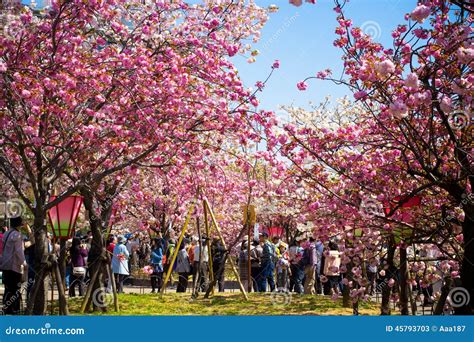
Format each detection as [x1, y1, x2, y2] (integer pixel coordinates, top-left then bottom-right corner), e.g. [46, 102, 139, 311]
[23, 0, 417, 112]
[233, 0, 416, 113]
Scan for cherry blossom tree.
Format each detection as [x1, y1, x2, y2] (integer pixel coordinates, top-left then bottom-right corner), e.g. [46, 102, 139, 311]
[287, 0, 472, 314]
[0, 0, 274, 314]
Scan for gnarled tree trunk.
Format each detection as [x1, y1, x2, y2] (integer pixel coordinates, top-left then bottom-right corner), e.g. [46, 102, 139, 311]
[27, 210, 49, 315]
[458, 208, 474, 315]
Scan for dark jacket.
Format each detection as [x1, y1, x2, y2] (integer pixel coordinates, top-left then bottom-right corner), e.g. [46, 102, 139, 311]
[71, 247, 88, 267]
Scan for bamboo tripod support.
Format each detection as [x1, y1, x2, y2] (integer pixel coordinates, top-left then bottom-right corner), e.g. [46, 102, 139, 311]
[203, 199, 248, 301]
[159, 200, 248, 300]
[160, 204, 195, 296]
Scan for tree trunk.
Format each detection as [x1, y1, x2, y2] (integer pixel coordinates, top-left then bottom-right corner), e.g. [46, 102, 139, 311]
[81, 189, 108, 312]
[53, 263, 69, 315]
[342, 262, 353, 308]
[434, 277, 452, 315]
[399, 247, 409, 315]
[58, 239, 67, 288]
[27, 211, 49, 315]
[458, 210, 474, 315]
[352, 300, 359, 315]
[192, 217, 203, 298]
[204, 254, 228, 299]
[381, 242, 396, 315]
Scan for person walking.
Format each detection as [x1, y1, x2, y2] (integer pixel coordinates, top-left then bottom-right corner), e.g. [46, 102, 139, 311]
[250, 239, 262, 292]
[193, 236, 210, 292]
[303, 237, 318, 294]
[238, 239, 251, 291]
[314, 239, 324, 294]
[69, 237, 88, 297]
[323, 241, 341, 295]
[112, 235, 130, 293]
[0, 226, 7, 255]
[150, 238, 164, 293]
[289, 239, 304, 294]
[105, 235, 116, 293]
[259, 233, 276, 292]
[211, 237, 226, 292]
[175, 243, 191, 292]
[0, 217, 34, 315]
[367, 257, 378, 295]
[276, 242, 290, 291]
[164, 238, 176, 287]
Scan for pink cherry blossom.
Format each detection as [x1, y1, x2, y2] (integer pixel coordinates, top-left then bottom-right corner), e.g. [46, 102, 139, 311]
[410, 5, 431, 23]
[297, 81, 308, 91]
[374, 59, 396, 76]
[389, 99, 408, 119]
[404, 72, 419, 88]
[353, 90, 367, 100]
[289, 0, 303, 6]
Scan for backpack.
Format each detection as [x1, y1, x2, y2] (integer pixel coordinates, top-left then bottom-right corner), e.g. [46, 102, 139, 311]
[301, 248, 310, 267]
[250, 246, 261, 267]
[165, 244, 175, 265]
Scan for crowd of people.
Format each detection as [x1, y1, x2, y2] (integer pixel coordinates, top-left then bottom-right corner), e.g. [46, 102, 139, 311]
[102, 230, 347, 297]
[237, 232, 343, 295]
[1, 216, 438, 315]
[0, 216, 362, 315]
[104, 232, 228, 295]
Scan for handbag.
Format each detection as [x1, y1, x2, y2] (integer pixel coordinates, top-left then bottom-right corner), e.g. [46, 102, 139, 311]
[73, 266, 86, 277]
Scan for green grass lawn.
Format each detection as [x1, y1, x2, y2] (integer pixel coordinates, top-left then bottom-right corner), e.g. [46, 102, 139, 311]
[66, 292, 380, 316]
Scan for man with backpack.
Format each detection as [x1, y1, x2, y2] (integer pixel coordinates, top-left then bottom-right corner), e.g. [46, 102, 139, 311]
[303, 237, 318, 294]
[163, 238, 176, 287]
[211, 237, 226, 292]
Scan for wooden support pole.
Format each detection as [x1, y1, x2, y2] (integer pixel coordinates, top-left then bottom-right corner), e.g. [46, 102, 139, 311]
[54, 264, 69, 315]
[203, 201, 214, 293]
[50, 269, 55, 315]
[204, 200, 248, 300]
[160, 204, 194, 296]
[107, 262, 119, 312]
[247, 223, 252, 293]
[80, 266, 100, 314]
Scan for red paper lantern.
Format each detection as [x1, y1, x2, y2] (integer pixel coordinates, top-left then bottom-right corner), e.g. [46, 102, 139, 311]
[384, 195, 422, 216]
[47, 195, 83, 240]
[266, 226, 284, 238]
[383, 195, 422, 242]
